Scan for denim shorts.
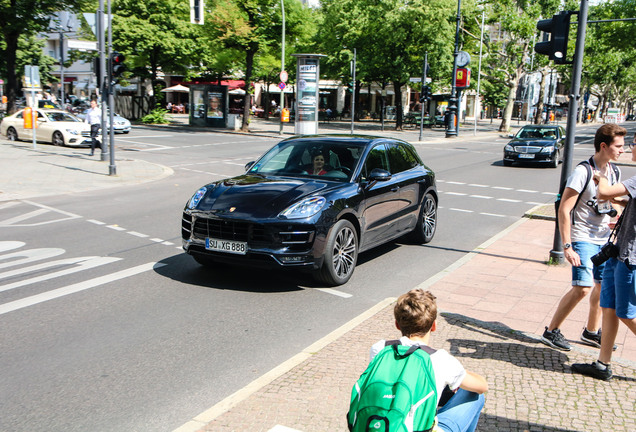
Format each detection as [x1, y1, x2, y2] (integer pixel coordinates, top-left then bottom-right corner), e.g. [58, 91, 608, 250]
[600, 258, 636, 319]
[571, 242, 605, 287]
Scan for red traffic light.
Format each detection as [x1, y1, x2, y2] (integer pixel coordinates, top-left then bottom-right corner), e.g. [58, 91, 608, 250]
[110, 52, 126, 79]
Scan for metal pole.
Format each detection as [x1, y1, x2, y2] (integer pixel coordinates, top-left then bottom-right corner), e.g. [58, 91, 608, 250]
[350, 48, 356, 134]
[446, 0, 461, 138]
[474, 10, 484, 135]
[97, 5, 108, 162]
[107, 0, 116, 175]
[279, 0, 285, 135]
[30, 67, 37, 149]
[550, 1, 589, 263]
[60, 29, 65, 107]
[419, 53, 428, 142]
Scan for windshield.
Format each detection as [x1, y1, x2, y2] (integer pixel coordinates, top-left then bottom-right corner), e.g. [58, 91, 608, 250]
[516, 127, 558, 139]
[45, 112, 80, 122]
[248, 139, 365, 182]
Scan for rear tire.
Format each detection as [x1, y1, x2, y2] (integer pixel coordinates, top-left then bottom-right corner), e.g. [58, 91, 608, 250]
[315, 219, 358, 286]
[7, 127, 18, 141]
[411, 192, 437, 244]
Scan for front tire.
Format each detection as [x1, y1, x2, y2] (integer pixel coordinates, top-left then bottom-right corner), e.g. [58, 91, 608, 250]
[52, 131, 64, 146]
[411, 192, 437, 244]
[316, 219, 358, 286]
[7, 127, 18, 141]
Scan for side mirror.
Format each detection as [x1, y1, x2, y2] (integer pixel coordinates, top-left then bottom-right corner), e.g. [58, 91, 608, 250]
[368, 168, 392, 182]
[245, 161, 255, 171]
[508, 133, 514, 138]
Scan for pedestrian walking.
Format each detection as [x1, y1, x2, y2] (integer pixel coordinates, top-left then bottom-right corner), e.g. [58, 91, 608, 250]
[84, 99, 101, 156]
[572, 132, 636, 381]
[541, 123, 626, 351]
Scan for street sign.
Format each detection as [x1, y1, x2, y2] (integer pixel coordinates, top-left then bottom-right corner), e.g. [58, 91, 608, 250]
[409, 77, 422, 82]
[67, 40, 98, 51]
[280, 70, 288, 82]
[278, 82, 286, 90]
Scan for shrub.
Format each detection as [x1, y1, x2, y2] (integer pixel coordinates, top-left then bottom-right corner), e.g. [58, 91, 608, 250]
[141, 108, 170, 124]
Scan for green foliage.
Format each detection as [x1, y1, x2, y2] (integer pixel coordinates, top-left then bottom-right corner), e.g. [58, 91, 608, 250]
[140, 108, 170, 124]
[15, 35, 57, 84]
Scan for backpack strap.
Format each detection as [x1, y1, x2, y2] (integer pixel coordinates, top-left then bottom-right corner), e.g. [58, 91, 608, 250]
[385, 339, 437, 357]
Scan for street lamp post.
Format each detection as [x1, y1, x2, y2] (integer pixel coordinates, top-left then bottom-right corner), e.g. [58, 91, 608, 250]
[279, 0, 285, 135]
[446, 0, 462, 138]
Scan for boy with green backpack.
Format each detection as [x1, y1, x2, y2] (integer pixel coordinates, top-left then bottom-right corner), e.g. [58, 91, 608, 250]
[348, 289, 488, 432]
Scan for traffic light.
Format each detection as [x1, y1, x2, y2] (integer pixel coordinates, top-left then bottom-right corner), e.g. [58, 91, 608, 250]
[109, 52, 126, 82]
[420, 85, 431, 103]
[535, 11, 573, 64]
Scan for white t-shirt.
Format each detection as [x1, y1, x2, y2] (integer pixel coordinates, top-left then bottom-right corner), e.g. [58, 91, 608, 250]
[566, 161, 619, 244]
[369, 336, 466, 405]
[85, 107, 102, 125]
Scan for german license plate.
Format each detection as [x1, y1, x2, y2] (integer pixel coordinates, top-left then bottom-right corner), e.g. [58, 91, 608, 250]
[205, 238, 248, 255]
[519, 153, 535, 159]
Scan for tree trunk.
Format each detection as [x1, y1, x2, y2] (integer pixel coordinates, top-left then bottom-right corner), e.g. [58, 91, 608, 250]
[534, 68, 547, 125]
[393, 82, 403, 130]
[499, 78, 517, 132]
[4, 32, 19, 114]
[242, 47, 256, 132]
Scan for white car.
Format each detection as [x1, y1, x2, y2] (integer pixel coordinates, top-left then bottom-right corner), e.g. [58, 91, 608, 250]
[76, 109, 131, 134]
[0, 109, 97, 146]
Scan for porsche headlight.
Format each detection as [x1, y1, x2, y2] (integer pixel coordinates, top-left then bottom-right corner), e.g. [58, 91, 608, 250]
[280, 196, 326, 219]
[187, 187, 208, 209]
[66, 129, 80, 135]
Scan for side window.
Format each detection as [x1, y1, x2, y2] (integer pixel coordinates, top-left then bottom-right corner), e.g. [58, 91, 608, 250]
[16, 112, 23, 119]
[387, 143, 412, 174]
[363, 144, 389, 179]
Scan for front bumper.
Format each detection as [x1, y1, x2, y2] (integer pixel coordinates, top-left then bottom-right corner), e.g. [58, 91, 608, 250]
[181, 211, 325, 269]
[503, 151, 555, 163]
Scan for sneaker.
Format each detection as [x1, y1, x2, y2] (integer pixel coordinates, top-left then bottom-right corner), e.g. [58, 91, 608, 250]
[541, 327, 571, 351]
[571, 361, 613, 381]
[580, 328, 618, 351]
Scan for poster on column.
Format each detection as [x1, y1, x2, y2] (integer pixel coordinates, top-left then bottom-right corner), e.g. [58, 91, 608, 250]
[207, 92, 223, 118]
[297, 64, 317, 122]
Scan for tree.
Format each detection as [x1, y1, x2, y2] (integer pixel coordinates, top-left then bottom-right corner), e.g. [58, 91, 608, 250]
[112, 0, 201, 101]
[319, 0, 457, 129]
[206, 0, 317, 132]
[0, 0, 87, 113]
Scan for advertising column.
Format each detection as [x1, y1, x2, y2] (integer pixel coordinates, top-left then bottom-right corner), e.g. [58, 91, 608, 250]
[292, 54, 326, 135]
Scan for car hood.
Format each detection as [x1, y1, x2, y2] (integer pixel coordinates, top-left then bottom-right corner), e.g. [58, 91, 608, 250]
[194, 174, 336, 218]
[509, 138, 557, 147]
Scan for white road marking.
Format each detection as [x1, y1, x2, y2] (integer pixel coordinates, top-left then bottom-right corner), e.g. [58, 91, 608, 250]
[87, 219, 106, 225]
[497, 198, 522, 203]
[480, 212, 506, 218]
[0, 247, 65, 270]
[107, 225, 127, 231]
[446, 181, 465, 185]
[118, 135, 173, 139]
[0, 209, 50, 226]
[0, 256, 121, 293]
[315, 288, 352, 298]
[517, 189, 538, 193]
[0, 202, 19, 210]
[128, 231, 149, 238]
[150, 238, 164, 243]
[449, 208, 473, 213]
[445, 192, 467, 196]
[493, 186, 514, 190]
[0, 241, 25, 253]
[0, 201, 81, 227]
[468, 183, 488, 188]
[0, 262, 164, 315]
[469, 195, 492, 199]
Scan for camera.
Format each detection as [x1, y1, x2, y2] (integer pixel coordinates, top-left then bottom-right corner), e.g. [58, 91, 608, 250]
[591, 242, 619, 266]
[588, 200, 618, 217]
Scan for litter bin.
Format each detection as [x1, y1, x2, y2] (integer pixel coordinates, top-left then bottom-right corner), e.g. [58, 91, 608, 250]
[227, 114, 240, 130]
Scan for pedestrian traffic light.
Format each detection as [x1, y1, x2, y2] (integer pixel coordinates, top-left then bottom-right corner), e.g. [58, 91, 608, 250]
[535, 11, 573, 64]
[109, 52, 126, 82]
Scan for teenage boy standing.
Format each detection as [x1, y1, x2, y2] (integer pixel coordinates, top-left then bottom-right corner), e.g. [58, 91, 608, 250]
[541, 123, 626, 351]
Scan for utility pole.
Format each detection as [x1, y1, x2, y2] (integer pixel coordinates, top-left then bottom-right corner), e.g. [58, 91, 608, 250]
[446, 0, 462, 138]
[550, 0, 589, 263]
[350, 48, 356, 134]
[279, 0, 285, 135]
[418, 53, 428, 142]
[107, 0, 116, 175]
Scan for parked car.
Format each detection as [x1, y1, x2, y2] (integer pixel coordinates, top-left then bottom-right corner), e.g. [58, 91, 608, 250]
[503, 125, 566, 168]
[75, 109, 131, 134]
[182, 135, 438, 286]
[0, 108, 96, 146]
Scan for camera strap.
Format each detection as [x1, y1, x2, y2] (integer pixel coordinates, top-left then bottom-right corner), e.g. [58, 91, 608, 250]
[608, 212, 624, 244]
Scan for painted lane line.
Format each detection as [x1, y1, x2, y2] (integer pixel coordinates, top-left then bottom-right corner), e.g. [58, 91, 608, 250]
[445, 192, 467, 196]
[150, 238, 164, 243]
[128, 231, 149, 238]
[493, 186, 513, 190]
[0, 202, 19, 210]
[449, 208, 473, 213]
[162, 241, 175, 246]
[497, 198, 522, 203]
[480, 212, 506, 218]
[0, 262, 165, 316]
[0, 256, 122, 292]
[468, 184, 488, 188]
[469, 195, 492, 199]
[0, 209, 49, 226]
[446, 181, 465, 185]
[0, 241, 25, 253]
[516, 189, 538, 193]
[107, 225, 127, 231]
[118, 135, 173, 139]
[87, 219, 106, 225]
[315, 288, 352, 298]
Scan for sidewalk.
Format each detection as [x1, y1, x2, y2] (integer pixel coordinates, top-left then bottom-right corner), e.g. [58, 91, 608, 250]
[186, 216, 636, 432]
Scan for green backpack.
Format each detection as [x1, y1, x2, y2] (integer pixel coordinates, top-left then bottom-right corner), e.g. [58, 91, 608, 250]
[348, 341, 438, 432]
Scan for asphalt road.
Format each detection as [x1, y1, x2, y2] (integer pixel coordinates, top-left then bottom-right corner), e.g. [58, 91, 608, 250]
[2, 123, 634, 431]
